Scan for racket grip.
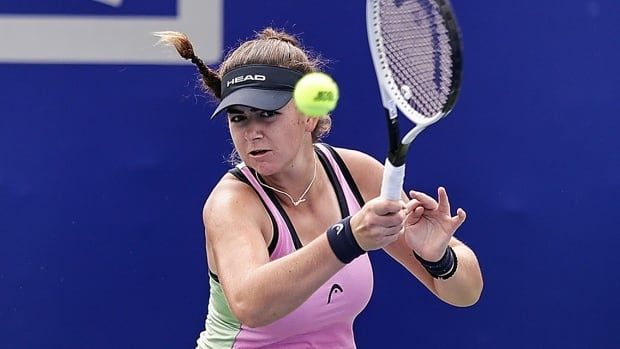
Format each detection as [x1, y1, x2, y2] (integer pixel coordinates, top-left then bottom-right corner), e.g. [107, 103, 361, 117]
[380, 159, 405, 200]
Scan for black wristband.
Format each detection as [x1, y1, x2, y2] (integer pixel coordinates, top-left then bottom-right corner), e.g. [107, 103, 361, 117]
[326, 216, 365, 264]
[414, 246, 458, 280]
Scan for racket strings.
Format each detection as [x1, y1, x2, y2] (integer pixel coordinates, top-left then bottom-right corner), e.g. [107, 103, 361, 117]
[379, 0, 456, 118]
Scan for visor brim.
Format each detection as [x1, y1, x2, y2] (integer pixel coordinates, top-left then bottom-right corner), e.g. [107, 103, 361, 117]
[210, 89, 293, 119]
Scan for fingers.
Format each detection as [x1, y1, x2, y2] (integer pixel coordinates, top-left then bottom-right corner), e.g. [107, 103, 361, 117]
[405, 198, 422, 213]
[373, 207, 406, 229]
[437, 186, 451, 213]
[372, 199, 407, 230]
[409, 187, 453, 213]
[374, 199, 405, 216]
[409, 190, 438, 210]
[451, 207, 467, 230]
[404, 199, 421, 220]
[409, 187, 466, 226]
[353, 198, 407, 250]
[412, 205, 424, 217]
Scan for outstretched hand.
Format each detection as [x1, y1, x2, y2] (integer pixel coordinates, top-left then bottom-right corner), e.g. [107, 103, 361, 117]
[404, 187, 466, 261]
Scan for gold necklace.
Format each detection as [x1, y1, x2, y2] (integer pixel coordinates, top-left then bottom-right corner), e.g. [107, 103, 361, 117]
[256, 154, 317, 206]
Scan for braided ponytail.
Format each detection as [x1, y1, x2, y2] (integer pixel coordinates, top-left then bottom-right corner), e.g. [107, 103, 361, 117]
[153, 31, 221, 99]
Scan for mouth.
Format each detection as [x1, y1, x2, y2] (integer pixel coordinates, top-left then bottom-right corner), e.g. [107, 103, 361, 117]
[248, 149, 271, 157]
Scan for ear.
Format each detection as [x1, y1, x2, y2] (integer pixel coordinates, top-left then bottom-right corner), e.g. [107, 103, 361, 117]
[304, 116, 319, 133]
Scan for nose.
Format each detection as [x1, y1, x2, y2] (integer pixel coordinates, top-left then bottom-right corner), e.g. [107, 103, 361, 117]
[244, 119, 264, 142]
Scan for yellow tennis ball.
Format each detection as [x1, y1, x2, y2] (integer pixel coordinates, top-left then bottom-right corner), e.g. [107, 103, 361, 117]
[293, 72, 339, 117]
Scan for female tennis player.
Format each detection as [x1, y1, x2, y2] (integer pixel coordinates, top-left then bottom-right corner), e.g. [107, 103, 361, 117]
[156, 27, 483, 349]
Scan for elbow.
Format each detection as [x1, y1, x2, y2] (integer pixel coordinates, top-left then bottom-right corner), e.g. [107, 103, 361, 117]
[452, 255, 484, 307]
[444, 288, 482, 308]
[456, 288, 483, 307]
[228, 295, 275, 328]
[229, 299, 261, 328]
[439, 272, 484, 307]
[235, 311, 271, 329]
[223, 275, 282, 328]
[451, 277, 484, 307]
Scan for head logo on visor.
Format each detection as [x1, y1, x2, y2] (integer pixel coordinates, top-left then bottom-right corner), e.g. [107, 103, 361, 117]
[211, 65, 304, 118]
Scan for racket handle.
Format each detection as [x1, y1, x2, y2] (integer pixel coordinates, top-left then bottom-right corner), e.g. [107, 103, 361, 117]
[380, 159, 405, 200]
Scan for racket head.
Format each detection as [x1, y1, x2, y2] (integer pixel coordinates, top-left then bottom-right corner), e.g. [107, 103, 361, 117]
[367, 0, 463, 127]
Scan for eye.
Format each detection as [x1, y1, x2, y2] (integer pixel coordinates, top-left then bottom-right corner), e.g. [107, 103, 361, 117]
[229, 114, 247, 123]
[259, 110, 278, 118]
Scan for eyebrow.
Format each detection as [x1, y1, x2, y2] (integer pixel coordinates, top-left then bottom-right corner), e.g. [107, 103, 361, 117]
[226, 107, 261, 115]
[226, 107, 243, 115]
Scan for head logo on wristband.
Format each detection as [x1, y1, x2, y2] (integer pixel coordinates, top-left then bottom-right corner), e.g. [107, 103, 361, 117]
[326, 217, 365, 264]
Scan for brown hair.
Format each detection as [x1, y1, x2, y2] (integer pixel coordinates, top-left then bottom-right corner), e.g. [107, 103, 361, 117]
[154, 28, 332, 142]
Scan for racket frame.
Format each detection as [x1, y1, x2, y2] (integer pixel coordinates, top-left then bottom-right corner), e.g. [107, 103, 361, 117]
[365, 0, 463, 199]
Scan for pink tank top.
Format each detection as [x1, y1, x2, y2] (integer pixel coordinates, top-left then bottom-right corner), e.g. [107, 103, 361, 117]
[226, 144, 374, 348]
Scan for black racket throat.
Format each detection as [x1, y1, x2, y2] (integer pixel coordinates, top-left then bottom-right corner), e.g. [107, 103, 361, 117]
[388, 144, 410, 167]
[385, 109, 410, 167]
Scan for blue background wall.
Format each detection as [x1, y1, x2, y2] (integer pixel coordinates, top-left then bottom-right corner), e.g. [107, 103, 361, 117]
[2, 1, 619, 348]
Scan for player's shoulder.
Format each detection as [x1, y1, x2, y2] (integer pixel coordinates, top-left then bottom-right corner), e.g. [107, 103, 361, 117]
[203, 172, 264, 221]
[325, 145, 384, 198]
[327, 145, 383, 170]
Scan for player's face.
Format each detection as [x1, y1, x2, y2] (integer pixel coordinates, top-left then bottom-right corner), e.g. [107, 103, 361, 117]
[227, 101, 311, 175]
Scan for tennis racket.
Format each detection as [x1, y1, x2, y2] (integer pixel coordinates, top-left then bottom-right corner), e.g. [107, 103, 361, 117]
[366, 0, 463, 200]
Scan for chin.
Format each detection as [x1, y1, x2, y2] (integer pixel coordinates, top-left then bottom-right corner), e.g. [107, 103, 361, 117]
[246, 159, 278, 176]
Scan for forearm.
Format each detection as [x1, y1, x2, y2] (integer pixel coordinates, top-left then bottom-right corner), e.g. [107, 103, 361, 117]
[432, 244, 483, 307]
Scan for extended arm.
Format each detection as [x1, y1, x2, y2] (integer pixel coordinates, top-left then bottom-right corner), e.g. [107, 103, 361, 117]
[205, 178, 343, 327]
[335, 148, 483, 306]
[205, 175, 406, 327]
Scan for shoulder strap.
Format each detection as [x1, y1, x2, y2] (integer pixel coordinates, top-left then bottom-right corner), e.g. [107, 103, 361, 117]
[227, 166, 279, 254]
[314, 143, 366, 212]
[235, 164, 297, 257]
